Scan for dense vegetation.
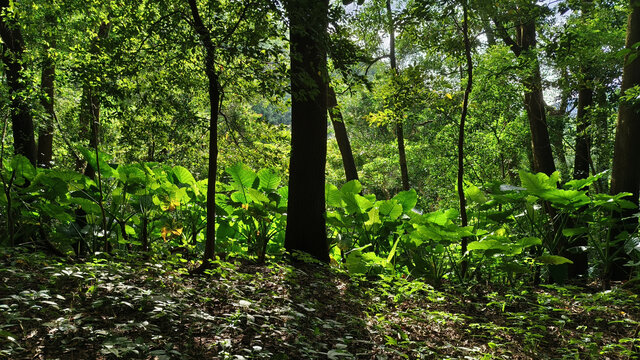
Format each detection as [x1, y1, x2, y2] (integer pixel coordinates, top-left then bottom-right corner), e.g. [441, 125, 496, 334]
[1, 0, 640, 358]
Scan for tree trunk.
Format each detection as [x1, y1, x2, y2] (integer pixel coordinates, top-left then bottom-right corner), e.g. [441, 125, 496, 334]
[284, 0, 330, 262]
[328, 87, 359, 182]
[457, 0, 473, 279]
[0, 0, 37, 165]
[566, 76, 593, 279]
[519, 21, 556, 176]
[37, 12, 57, 168]
[37, 36, 56, 168]
[188, 0, 220, 270]
[608, 0, 640, 281]
[386, 0, 410, 191]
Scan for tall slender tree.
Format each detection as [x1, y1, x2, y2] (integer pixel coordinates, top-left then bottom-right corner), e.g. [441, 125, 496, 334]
[386, 0, 410, 191]
[187, 0, 221, 270]
[284, 0, 330, 262]
[328, 87, 359, 182]
[493, 4, 556, 176]
[608, 0, 640, 281]
[457, 0, 473, 278]
[37, 10, 57, 168]
[0, 0, 36, 165]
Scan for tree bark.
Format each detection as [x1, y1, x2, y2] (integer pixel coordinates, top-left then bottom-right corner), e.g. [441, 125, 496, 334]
[37, 13, 56, 168]
[494, 13, 556, 176]
[608, 0, 640, 281]
[284, 0, 330, 262]
[37, 38, 55, 168]
[188, 0, 220, 270]
[0, 0, 37, 165]
[566, 76, 593, 279]
[457, 0, 473, 278]
[386, 0, 410, 191]
[519, 21, 556, 176]
[328, 87, 359, 182]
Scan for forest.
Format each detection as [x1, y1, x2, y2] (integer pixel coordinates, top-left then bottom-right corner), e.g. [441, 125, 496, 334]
[1, 0, 640, 358]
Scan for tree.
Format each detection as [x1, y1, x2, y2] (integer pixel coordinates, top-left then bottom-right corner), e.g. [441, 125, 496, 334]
[457, 0, 473, 278]
[284, 0, 330, 262]
[187, 0, 221, 270]
[387, 0, 410, 191]
[37, 9, 57, 168]
[328, 87, 359, 182]
[493, 3, 556, 176]
[608, 0, 640, 281]
[0, 0, 36, 165]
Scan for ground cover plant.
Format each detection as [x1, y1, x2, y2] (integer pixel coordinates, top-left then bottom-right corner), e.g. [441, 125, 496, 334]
[1, 250, 639, 359]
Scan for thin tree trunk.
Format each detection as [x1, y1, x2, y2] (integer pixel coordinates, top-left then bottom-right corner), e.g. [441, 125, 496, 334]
[0, 0, 36, 165]
[187, 0, 220, 271]
[567, 74, 593, 279]
[284, 0, 330, 262]
[608, 0, 640, 282]
[457, 0, 473, 278]
[386, 0, 410, 191]
[328, 87, 359, 182]
[37, 34, 56, 168]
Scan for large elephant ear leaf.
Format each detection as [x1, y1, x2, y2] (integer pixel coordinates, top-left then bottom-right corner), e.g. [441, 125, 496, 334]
[10, 155, 36, 181]
[340, 180, 362, 195]
[172, 166, 196, 186]
[393, 189, 417, 213]
[226, 163, 257, 190]
[76, 146, 116, 178]
[257, 168, 280, 190]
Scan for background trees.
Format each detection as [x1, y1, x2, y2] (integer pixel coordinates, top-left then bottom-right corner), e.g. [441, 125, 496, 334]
[0, 0, 637, 284]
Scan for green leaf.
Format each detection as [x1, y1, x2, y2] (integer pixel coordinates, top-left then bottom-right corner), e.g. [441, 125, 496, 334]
[536, 255, 573, 265]
[377, 200, 403, 220]
[325, 183, 343, 207]
[77, 146, 116, 178]
[10, 155, 36, 180]
[172, 166, 195, 185]
[562, 227, 588, 237]
[247, 188, 270, 203]
[393, 189, 417, 213]
[341, 180, 362, 194]
[519, 170, 560, 195]
[257, 168, 280, 190]
[226, 163, 257, 190]
[365, 207, 381, 226]
[465, 183, 487, 204]
[343, 192, 373, 214]
[68, 197, 102, 215]
[517, 237, 542, 247]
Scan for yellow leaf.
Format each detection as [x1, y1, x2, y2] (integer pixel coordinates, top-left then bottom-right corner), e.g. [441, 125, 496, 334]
[445, 93, 453, 100]
[171, 228, 183, 236]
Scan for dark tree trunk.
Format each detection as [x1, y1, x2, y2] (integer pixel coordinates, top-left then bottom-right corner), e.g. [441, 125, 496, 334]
[328, 87, 358, 182]
[609, 1, 640, 281]
[566, 77, 593, 279]
[495, 15, 556, 176]
[37, 36, 55, 168]
[457, 0, 473, 278]
[188, 0, 220, 270]
[520, 22, 556, 176]
[37, 12, 57, 168]
[386, 0, 410, 191]
[284, 0, 330, 262]
[0, 0, 36, 165]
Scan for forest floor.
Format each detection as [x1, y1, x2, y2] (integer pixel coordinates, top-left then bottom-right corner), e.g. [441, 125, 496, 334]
[1, 250, 639, 360]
